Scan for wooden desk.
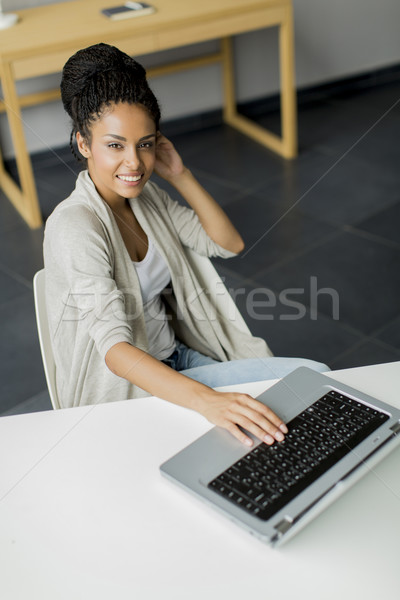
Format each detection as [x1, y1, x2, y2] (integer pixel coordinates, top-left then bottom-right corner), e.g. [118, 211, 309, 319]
[0, 0, 297, 228]
[0, 363, 399, 599]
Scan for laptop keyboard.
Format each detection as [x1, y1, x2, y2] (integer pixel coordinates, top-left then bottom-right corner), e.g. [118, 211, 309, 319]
[208, 390, 389, 521]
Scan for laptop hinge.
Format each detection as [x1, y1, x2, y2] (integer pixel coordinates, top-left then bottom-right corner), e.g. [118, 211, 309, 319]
[274, 516, 294, 536]
[390, 421, 400, 435]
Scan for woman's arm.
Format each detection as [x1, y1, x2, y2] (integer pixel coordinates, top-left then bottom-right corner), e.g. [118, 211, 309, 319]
[143, 136, 282, 444]
[106, 342, 287, 447]
[154, 134, 244, 254]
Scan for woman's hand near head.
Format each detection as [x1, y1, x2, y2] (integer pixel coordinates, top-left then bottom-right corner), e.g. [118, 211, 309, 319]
[154, 133, 187, 182]
[153, 133, 244, 254]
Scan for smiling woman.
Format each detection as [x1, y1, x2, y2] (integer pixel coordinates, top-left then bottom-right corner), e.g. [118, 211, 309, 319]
[76, 103, 157, 211]
[43, 43, 328, 447]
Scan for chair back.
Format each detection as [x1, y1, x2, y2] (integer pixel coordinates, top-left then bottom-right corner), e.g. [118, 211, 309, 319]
[33, 269, 61, 409]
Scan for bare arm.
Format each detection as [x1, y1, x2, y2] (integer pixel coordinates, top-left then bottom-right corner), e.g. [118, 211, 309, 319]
[154, 134, 244, 254]
[106, 342, 287, 447]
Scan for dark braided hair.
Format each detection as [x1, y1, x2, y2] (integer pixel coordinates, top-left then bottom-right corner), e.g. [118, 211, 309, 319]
[60, 43, 161, 161]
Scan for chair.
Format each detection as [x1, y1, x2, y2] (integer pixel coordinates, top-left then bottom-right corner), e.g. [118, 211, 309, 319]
[33, 269, 61, 409]
[33, 254, 250, 410]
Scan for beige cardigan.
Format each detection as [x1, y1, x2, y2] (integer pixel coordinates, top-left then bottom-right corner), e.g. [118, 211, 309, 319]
[43, 171, 272, 408]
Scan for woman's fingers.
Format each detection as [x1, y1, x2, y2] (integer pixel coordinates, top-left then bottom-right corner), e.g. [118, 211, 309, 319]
[230, 406, 284, 442]
[224, 421, 254, 447]
[231, 394, 286, 433]
[226, 400, 284, 445]
[203, 391, 288, 447]
[244, 395, 288, 432]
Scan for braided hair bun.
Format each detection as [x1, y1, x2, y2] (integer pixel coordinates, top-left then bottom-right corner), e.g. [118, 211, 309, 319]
[61, 43, 161, 160]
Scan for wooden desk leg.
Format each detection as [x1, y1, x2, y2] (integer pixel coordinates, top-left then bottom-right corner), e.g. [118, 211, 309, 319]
[279, 5, 298, 158]
[0, 61, 42, 228]
[221, 36, 236, 123]
[221, 29, 297, 159]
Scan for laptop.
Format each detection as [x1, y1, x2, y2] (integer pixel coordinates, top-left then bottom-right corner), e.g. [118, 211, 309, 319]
[160, 367, 400, 546]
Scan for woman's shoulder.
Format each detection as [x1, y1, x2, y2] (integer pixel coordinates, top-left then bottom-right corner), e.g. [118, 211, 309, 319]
[47, 198, 98, 229]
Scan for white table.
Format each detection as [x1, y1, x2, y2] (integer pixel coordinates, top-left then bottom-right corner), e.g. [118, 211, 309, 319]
[0, 362, 399, 600]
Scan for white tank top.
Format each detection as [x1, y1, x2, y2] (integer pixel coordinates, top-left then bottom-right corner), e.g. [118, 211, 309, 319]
[132, 238, 176, 360]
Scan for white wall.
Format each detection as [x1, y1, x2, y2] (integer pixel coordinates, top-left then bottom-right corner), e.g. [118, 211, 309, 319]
[1, 0, 400, 158]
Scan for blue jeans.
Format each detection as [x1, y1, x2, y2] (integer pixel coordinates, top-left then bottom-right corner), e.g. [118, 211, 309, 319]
[162, 341, 329, 388]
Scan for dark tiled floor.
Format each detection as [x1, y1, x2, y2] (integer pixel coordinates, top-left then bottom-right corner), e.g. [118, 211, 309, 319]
[1, 80, 400, 415]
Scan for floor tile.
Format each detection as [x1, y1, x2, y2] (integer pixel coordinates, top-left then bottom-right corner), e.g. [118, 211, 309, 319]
[0, 267, 31, 307]
[170, 124, 286, 190]
[337, 97, 400, 179]
[352, 201, 400, 248]
[262, 151, 400, 227]
[354, 80, 400, 111]
[151, 166, 245, 208]
[1, 389, 52, 417]
[190, 167, 250, 207]
[253, 230, 400, 335]
[35, 161, 81, 220]
[0, 293, 47, 413]
[256, 95, 380, 156]
[374, 316, 400, 350]
[0, 191, 28, 235]
[250, 148, 340, 213]
[0, 224, 45, 284]
[212, 193, 336, 278]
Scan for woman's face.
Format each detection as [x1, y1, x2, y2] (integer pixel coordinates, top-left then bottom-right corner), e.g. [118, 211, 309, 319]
[77, 102, 157, 207]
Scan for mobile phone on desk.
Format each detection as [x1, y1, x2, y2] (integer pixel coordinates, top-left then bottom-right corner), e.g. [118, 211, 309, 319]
[101, 2, 155, 20]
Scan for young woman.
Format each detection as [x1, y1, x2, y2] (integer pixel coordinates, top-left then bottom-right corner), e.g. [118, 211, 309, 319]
[44, 43, 328, 447]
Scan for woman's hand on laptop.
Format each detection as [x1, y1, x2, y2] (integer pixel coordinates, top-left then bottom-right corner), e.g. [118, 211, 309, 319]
[197, 389, 288, 447]
[106, 344, 287, 446]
